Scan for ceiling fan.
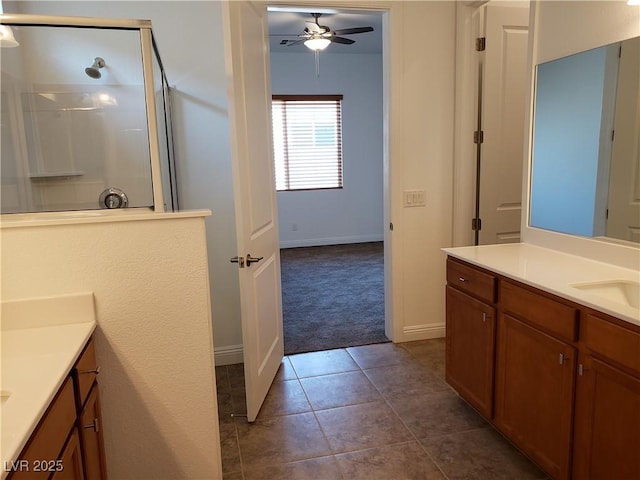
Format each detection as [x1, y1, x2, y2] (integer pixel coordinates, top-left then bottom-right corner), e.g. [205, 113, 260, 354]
[275, 13, 374, 51]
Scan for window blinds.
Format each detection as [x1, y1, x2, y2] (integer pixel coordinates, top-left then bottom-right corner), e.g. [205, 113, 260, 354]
[272, 95, 343, 191]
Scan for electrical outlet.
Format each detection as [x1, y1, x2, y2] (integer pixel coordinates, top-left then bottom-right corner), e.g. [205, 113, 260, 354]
[403, 190, 426, 207]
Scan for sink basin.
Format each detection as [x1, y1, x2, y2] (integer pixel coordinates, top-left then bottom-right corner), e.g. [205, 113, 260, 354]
[570, 280, 640, 309]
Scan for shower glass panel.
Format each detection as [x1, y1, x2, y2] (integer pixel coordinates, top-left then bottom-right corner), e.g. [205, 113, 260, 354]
[152, 38, 178, 212]
[0, 16, 172, 214]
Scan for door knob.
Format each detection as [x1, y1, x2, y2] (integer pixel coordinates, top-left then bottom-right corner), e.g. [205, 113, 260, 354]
[230, 256, 245, 268]
[246, 254, 264, 266]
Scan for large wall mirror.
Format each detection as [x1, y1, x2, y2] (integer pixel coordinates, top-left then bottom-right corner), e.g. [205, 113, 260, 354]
[530, 36, 639, 244]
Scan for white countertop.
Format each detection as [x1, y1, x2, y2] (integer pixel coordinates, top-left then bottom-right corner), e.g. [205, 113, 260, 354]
[442, 243, 640, 327]
[1, 293, 97, 477]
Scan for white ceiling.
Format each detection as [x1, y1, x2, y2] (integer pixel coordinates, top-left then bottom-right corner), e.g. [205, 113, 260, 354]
[267, 9, 383, 54]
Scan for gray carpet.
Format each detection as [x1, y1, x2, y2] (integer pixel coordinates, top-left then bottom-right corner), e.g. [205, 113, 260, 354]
[280, 242, 389, 355]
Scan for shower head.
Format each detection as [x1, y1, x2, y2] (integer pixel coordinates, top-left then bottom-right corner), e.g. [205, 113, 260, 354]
[85, 57, 105, 79]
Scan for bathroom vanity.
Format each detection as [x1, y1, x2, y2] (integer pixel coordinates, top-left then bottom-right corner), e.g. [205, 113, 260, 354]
[443, 243, 639, 480]
[1, 294, 106, 480]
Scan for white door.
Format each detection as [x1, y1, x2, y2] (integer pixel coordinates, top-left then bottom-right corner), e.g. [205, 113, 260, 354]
[607, 37, 640, 243]
[223, 0, 284, 422]
[478, 2, 529, 245]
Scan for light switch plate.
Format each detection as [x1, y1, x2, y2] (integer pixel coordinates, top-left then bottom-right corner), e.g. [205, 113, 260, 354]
[403, 189, 426, 207]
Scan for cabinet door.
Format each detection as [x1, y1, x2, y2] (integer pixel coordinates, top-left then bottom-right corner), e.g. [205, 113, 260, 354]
[495, 314, 575, 480]
[53, 428, 84, 480]
[79, 385, 107, 480]
[573, 354, 640, 479]
[446, 286, 496, 418]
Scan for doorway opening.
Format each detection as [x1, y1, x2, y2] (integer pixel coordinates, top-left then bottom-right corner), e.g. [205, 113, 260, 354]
[267, 7, 388, 355]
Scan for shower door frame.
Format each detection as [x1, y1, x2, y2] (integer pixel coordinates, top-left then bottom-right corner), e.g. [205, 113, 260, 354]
[0, 13, 169, 214]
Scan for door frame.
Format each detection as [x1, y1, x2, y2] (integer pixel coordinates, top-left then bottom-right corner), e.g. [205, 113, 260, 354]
[267, 0, 401, 341]
[453, 1, 487, 247]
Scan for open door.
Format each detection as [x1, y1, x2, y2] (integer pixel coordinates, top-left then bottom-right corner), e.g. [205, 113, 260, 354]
[607, 37, 640, 243]
[223, 0, 284, 422]
[477, 2, 529, 245]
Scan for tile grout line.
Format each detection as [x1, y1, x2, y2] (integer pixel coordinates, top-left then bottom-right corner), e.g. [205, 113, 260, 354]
[227, 365, 246, 480]
[396, 343, 454, 480]
[301, 348, 351, 480]
[344, 345, 453, 479]
[227, 342, 452, 479]
[363, 344, 453, 480]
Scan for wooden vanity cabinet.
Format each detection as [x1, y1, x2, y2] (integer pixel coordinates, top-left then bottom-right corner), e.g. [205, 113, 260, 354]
[53, 428, 85, 480]
[9, 378, 78, 480]
[445, 257, 640, 479]
[8, 336, 106, 480]
[445, 258, 497, 418]
[72, 337, 108, 480]
[572, 313, 640, 480]
[495, 281, 578, 480]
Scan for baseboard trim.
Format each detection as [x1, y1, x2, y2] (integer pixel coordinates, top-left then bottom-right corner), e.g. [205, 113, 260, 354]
[279, 234, 383, 249]
[214, 344, 244, 366]
[401, 323, 445, 342]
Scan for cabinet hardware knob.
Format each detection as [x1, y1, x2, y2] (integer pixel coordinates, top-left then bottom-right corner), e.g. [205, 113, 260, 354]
[83, 418, 100, 433]
[82, 366, 101, 375]
[482, 312, 487, 322]
[458, 277, 466, 282]
[559, 353, 570, 365]
[578, 364, 587, 376]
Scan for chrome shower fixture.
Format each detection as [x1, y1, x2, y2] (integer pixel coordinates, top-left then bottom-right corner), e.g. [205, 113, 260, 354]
[85, 57, 105, 79]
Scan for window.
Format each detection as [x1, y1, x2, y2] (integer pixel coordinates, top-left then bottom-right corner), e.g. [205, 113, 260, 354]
[271, 95, 343, 191]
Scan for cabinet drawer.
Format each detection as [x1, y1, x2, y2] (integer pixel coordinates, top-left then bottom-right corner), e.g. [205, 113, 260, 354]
[73, 336, 99, 408]
[501, 281, 578, 342]
[447, 258, 496, 303]
[581, 313, 640, 374]
[11, 377, 76, 480]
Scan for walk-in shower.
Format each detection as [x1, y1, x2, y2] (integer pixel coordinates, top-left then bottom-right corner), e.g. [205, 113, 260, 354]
[0, 14, 177, 214]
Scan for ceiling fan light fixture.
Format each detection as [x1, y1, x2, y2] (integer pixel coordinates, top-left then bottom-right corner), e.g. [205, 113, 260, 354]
[304, 37, 331, 51]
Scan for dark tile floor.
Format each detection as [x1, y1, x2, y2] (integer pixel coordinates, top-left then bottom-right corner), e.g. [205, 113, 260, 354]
[216, 339, 548, 480]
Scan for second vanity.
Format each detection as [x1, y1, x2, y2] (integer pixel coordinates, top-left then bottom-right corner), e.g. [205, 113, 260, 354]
[442, 243, 639, 480]
[1, 293, 107, 480]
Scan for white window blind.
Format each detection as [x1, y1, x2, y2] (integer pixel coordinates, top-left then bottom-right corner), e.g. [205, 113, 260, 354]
[272, 95, 343, 191]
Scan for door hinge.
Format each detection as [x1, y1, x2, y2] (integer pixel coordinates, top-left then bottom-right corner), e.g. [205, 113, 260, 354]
[476, 37, 486, 51]
[472, 218, 482, 231]
[474, 130, 484, 144]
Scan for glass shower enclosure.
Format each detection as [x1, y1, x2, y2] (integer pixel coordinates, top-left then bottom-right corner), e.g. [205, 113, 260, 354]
[0, 14, 177, 214]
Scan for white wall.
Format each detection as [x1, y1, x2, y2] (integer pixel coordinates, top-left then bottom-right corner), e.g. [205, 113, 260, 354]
[4, 1, 458, 356]
[270, 52, 384, 248]
[5, 1, 244, 361]
[389, 1, 456, 340]
[1, 216, 222, 479]
[522, 0, 640, 268]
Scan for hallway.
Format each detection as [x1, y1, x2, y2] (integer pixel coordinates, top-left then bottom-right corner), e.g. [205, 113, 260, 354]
[216, 340, 547, 479]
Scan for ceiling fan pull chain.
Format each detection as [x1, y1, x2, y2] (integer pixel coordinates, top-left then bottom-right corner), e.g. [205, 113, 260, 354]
[315, 50, 321, 78]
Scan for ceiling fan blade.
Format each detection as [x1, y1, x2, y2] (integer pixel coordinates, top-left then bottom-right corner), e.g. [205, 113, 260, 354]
[286, 39, 306, 47]
[333, 26, 374, 35]
[331, 36, 356, 45]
